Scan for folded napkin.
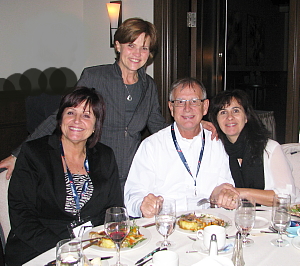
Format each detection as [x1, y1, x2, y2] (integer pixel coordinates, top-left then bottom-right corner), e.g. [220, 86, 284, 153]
[287, 221, 300, 238]
[191, 256, 234, 266]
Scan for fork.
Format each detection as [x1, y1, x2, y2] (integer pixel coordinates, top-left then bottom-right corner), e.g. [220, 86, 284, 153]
[197, 198, 218, 207]
[196, 198, 210, 206]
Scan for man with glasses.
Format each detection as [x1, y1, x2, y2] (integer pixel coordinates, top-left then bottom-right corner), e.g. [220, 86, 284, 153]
[124, 77, 236, 218]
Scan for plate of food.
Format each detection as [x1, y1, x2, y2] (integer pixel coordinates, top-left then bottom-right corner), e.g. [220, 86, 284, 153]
[290, 204, 300, 218]
[82, 223, 151, 252]
[176, 211, 231, 234]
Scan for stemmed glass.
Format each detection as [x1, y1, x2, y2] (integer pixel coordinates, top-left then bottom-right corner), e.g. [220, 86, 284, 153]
[155, 198, 176, 248]
[235, 197, 256, 247]
[104, 207, 130, 266]
[271, 193, 291, 247]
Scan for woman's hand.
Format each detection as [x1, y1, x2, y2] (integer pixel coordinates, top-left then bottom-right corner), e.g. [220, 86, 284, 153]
[0, 155, 16, 180]
[201, 120, 218, 140]
[210, 183, 239, 209]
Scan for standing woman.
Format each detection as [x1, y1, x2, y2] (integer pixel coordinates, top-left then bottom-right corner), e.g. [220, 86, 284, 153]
[5, 88, 123, 265]
[0, 18, 166, 190]
[0, 18, 215, 189]
[76, 18, 167, 190]
[209, 89, 295, 207]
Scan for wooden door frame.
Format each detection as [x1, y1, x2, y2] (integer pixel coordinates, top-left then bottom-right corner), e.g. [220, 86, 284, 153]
[154, 0, 300, 143]
[153, 0, 173, 124]
[285, 0, 300, 143]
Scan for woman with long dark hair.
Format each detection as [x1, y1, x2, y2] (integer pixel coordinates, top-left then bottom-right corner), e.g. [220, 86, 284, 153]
[209, 89, 295, 206]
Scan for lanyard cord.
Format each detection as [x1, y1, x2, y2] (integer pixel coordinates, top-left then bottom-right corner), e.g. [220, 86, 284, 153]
[60, 142, 90, 220]
[171, 123, 205, 193]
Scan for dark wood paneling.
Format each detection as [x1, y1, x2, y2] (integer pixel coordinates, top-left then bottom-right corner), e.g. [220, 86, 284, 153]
[285, 0, 300, 142]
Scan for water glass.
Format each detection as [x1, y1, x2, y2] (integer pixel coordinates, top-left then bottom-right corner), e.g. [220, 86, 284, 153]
[56, 238, 82, 266]
[271, 193, 291, 247]
[235, 197, 256, 247]
[155, 198, 176, 247]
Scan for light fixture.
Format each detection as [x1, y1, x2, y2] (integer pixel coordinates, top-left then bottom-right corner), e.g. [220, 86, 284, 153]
[106, 1, 122, 48]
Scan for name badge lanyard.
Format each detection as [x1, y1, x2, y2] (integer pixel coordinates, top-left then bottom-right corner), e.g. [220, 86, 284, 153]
[171, 123, 205, 196]
[60, 142, 90, 221]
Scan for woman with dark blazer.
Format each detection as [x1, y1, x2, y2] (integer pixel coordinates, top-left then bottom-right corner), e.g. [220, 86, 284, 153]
[5, 88, 123, 265]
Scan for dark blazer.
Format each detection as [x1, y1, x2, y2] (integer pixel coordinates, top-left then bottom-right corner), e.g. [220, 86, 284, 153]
[5, 134, 123, 265]
[14, 62, 168, 190]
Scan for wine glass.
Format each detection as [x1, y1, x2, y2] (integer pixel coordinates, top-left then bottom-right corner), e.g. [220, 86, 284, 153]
[271, 193, 291, 247]
[104, 207, 130, 266]
[155, 198, 176, 248]
[235, 197, 256, 247]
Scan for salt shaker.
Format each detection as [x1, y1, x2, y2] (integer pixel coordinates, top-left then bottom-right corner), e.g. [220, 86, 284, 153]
[231, 232, 245, 266]
[209, 234, 218, 256]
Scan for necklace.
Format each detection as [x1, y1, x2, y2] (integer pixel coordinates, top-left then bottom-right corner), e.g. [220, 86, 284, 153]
[124, 84, 133, 101]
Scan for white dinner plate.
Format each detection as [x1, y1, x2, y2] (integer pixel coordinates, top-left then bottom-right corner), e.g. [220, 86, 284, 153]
[82, 225, 151, 252]
[292, 236, 300, 250]
[176, 211, 232, 235]
[192, 239, 234, 255]
[253, 216, 269, 229]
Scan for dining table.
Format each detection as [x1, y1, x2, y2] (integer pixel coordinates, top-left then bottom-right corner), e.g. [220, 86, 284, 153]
[24, 207, 300, 266]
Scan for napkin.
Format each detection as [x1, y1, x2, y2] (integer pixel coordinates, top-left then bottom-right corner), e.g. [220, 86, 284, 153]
[191, 256, 234, 266]
[287, 221, 300, 238]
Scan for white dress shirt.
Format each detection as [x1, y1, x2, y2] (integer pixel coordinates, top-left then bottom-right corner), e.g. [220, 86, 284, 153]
[124, 122, 234, 217]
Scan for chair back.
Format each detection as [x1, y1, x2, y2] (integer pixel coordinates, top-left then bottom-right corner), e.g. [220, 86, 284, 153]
[281, 143, 300, 190]
[0, 170, 10, 244]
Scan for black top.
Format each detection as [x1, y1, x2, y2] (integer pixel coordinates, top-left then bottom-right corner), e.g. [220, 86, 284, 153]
[6, 134, 123, 265]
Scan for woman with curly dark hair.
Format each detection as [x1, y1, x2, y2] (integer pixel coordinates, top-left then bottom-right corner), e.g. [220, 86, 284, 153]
[209, 89, 295, 206]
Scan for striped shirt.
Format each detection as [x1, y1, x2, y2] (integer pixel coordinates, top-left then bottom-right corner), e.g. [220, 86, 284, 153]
[64, 172, 94, 215]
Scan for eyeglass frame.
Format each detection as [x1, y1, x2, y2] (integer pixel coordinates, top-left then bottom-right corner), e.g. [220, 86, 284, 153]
[170, 98, 206, 107]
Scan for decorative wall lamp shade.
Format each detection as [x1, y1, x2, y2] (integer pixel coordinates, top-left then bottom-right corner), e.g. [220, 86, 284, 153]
[106, 1, 122, 48]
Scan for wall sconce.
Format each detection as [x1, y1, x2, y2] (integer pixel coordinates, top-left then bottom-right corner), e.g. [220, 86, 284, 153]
[106, 1, 122, 48]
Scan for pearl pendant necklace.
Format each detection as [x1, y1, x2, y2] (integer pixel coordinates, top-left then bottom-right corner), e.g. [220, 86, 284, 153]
[124, 84, 133, 101]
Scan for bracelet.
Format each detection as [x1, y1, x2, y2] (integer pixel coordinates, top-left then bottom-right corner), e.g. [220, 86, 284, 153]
[11, 154, 16, 158]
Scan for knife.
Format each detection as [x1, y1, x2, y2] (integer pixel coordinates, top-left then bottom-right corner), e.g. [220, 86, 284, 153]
[137, 257, 152, 266]
[83, 239, 99, 250]
[135, 247, 167, 265]
[135, 247, 160, 264]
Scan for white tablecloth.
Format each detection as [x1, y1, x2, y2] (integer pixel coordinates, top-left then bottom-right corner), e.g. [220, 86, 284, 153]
[24, 207, 299, 266]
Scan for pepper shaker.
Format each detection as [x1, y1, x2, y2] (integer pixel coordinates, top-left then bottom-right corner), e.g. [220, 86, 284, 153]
[231, 232, 245, 266]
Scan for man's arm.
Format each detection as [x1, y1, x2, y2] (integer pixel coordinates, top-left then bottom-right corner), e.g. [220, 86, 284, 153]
[0, 113, 57, 179]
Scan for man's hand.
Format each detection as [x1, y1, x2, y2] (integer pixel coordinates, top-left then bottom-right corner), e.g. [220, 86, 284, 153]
[140, 193, 163, 218]
[0, 155, 16, 180]
[210, 183, 239, 210]
[201, 120, 218, 140]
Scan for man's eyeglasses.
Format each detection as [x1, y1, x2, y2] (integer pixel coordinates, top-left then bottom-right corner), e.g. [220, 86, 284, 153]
[170, 98, 206, 107]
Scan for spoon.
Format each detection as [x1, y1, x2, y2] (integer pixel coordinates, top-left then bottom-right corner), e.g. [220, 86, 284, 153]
[188, 235, 235, 241]
[186, 243, 232, 253]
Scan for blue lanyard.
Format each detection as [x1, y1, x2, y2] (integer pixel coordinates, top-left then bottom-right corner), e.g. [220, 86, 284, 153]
[60, 142, 90, 219]
[171, 123, 205, 194]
